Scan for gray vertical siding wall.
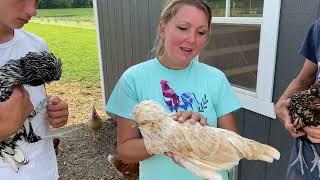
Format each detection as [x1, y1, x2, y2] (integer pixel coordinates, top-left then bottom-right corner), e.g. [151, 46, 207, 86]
[96, 0, 164, 100]
[96, 0, 320, 179]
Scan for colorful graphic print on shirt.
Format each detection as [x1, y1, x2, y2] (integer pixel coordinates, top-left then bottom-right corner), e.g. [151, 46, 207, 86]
[160, 80, 208, 112]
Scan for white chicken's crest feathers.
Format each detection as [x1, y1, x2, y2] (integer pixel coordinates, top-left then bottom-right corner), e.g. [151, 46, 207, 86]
[133, 100, 168, 124]
[133, 100, 280, 180]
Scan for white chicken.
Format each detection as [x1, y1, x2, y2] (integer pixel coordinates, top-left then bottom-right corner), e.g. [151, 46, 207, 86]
[133, 100, 280, 180]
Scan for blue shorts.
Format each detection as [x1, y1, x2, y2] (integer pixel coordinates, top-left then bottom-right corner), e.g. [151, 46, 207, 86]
[286, 142, 320, 180]
[286, 165, 318, 180]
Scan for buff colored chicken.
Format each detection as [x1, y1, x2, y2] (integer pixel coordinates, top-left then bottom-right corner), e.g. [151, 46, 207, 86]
[88, 105, 102, 141]
[133, 100, 280, 180]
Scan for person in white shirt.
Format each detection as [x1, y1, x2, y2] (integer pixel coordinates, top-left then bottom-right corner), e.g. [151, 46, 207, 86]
[0, 0, 69, 179]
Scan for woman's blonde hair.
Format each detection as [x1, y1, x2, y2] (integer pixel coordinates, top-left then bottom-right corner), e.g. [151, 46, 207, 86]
[150, 0, 212, 57]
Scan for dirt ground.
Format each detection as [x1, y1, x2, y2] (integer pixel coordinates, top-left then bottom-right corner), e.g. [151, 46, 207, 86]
[47, 81, 122, 180]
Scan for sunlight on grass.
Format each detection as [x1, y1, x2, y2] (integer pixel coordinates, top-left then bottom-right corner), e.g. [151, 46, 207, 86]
[24, 23, 100, 85]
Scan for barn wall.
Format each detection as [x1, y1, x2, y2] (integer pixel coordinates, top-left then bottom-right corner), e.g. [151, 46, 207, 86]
[95, 0, 164, 101]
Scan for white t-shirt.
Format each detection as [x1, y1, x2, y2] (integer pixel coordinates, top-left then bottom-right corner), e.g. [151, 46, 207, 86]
[0, 29, 58, 180]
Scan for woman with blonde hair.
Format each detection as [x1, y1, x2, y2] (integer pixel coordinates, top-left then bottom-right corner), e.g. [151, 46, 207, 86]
[107, 0, 240, 179]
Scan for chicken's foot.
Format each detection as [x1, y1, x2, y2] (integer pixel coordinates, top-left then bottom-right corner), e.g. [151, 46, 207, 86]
[89, 128, 100, 142]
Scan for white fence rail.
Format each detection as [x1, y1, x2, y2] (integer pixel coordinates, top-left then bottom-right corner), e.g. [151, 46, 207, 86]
[31, 17, 95, 29]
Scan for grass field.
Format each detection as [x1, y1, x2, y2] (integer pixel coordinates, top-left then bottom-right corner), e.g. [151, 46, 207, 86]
[24, 22, 99, 85]
[24, 8, 99, 85]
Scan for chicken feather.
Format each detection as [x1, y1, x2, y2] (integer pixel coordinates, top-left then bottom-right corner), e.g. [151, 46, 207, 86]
[133, 100, 280, 180]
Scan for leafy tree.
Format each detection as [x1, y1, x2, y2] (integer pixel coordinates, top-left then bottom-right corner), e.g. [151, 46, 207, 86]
[72, 0, 92, 8]
[38, 0, 92, 8]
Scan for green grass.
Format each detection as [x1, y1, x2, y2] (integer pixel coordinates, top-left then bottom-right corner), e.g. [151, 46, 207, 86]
[24, 23, 100, 85]
[36, 8, 93, 18]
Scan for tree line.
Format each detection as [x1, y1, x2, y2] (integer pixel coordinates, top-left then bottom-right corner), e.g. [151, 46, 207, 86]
[38, 0, 93, 9]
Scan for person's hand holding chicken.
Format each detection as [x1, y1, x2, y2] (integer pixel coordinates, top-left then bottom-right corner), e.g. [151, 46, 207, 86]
[47, 96, 69, 128]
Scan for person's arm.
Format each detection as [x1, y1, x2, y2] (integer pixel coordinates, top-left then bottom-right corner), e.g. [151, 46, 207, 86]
[278, 60, 317, 101]
[117, 115, 152, 163]
[0, 87, 33, 141]
[275, 60, 317, 137]
[217, 112, 239, 134]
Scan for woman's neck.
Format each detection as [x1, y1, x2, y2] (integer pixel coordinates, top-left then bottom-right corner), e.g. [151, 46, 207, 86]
[158, 55, 190, 70]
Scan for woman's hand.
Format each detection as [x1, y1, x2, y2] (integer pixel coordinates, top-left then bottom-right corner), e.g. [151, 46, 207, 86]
[47, 96, 69, 128]
[167, 111, 207, 166]
[275, 98, 305, 137]
[172, 111, 207, 126]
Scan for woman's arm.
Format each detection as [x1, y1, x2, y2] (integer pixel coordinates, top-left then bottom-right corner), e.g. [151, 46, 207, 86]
[117, 115, 152, 163]
[217, 112, 239, 134]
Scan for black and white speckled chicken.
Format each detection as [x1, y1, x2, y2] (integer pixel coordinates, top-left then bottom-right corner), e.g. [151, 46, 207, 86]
[0, 51, 62, 172]
[289, 82, 320, 176]
[289, 83, 320, 129]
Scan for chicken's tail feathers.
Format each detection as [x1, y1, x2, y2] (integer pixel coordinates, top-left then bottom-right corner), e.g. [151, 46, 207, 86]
[0, 145, 28, 172]
[181, 156, 224, 180]
[107, 154, 115, 164]
[107, 154, 125, 178]
[91, 104, 96, 113]
[245, 140, 281, 163]
[108, 154, 140, 179]
[259, 144, 281, 162]
[41, 127, 83, 139]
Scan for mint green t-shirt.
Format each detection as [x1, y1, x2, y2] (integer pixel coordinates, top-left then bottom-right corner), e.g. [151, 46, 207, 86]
[106, 58, 240, 180]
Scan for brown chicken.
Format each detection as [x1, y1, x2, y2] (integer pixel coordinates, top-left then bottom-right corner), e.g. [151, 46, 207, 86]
[133, 100, 280, 180]
[53, 138, 60, 155]
[88, 105, 102, 141]
[108, 154, 139, 180]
